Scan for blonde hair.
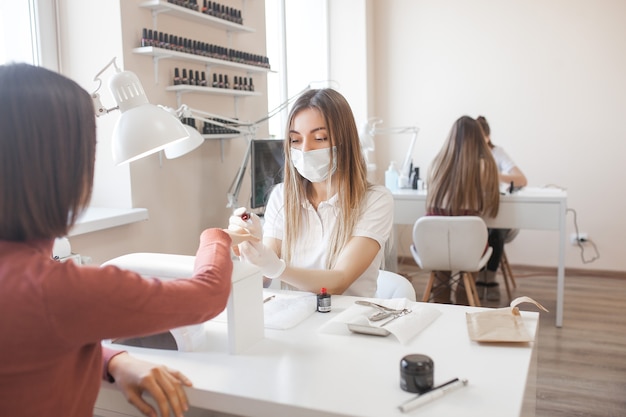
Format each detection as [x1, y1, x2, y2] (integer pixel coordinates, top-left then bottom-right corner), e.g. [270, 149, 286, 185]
[281, 89, 370, 268]
[426, 116, 499, 217]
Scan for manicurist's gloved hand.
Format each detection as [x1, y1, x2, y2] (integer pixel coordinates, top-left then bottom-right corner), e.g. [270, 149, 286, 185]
[228, 207, 263, 240]
[239, 240, 285, 279]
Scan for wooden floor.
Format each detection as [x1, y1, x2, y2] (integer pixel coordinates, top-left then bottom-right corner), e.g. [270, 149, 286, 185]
[396, 258, 626, 417]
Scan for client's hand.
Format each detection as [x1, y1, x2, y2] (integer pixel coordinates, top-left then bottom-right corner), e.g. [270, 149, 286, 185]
[223, 228, 260, 247]
[108, 352, 192, 417]
[239, 240, 286, 279]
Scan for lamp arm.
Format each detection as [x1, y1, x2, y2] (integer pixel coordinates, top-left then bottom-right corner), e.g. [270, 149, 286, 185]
[181, 106, 254, 129]
[92, 92, 118, 117]
[91, 58, 122, 117]
[400, 129, 419, 179]
[367, 120, 420, 183]
[250, 84, 312, 126]
[226, 137, 253, 208]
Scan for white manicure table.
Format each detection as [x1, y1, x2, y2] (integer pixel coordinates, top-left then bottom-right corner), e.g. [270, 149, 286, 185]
[392, 187, 567, 327]
[94, 293, 539, 417]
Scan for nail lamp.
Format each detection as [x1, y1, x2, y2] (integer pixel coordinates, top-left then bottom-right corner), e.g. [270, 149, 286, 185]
[92, 58, 190, 165]
[108, 70, 189, 164]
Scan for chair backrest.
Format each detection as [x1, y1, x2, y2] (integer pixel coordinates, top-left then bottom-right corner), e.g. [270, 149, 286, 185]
[411, 216, 489, 272]
[375, 270, 417, 301]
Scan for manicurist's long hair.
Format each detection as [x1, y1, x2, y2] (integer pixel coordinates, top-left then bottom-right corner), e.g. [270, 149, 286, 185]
[281, 88, 370, 268]
[426, 116, 499, 217]
[0, 63, 96, 241]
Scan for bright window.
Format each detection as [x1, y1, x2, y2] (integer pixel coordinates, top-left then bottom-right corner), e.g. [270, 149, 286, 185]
[264, 0, 329, 138]
[0, 0, 58, 69]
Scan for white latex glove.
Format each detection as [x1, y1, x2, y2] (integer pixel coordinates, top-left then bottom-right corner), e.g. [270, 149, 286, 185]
[228, 207, 263, 240]
[239, 240, 285, 279]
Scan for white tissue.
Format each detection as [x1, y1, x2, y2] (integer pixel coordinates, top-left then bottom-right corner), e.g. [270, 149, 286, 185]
[320, 298, 442, 344]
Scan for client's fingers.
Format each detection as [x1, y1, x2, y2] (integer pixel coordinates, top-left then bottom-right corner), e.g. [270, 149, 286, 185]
[223, 229, 260, 246]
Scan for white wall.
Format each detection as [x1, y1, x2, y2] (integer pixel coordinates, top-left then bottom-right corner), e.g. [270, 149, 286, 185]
[58, 0, 625, 272]
[61, 0, 269, 264]
[57, 0, 133, 209]
[372, 0, 626, 272]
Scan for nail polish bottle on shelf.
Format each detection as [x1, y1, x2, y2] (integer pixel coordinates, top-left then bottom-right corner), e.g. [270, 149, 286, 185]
[181, 69, 188, 85]
[224, 75, 230, 89]
[218, 74, 224, 88]
[141, 28, 150, 47]
[248, 77, 254, 92]
[200, 72, 207, 87]
[173, 68, 181, 85]
[188, 69, 195, 86]
[212, 73, 218, 88]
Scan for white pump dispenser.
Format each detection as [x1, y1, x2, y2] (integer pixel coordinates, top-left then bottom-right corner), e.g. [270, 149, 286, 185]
[385, 161, 400, 191]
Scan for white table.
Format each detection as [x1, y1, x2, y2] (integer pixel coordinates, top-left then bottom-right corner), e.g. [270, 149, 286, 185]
[392, 187, 567, 327]
[94, 294, 539, 417]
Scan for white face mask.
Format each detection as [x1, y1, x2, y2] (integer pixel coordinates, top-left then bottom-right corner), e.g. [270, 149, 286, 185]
[290, 146, 337, 183]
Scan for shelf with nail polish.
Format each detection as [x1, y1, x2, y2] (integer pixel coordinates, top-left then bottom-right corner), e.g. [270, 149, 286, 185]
[138, 28, 270, 70]
[134, 46, 271, 75]
[180, 117, 241, 141]
[140, 0, 253, 33]
[168, 69, 260, 101]
[167, 69, 260, 98]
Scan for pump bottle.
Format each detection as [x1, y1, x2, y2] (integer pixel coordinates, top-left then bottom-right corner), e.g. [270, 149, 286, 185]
[385, 161, 400, 191]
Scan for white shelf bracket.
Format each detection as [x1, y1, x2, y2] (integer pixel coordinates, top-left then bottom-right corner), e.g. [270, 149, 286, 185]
[150, 54, 172, 84]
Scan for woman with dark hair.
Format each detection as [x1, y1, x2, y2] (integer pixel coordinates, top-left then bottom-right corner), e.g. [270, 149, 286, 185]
[229, 88, 394, 296]
[0, 63, 242, 417]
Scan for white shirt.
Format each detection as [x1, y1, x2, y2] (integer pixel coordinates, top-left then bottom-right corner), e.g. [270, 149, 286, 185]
[491, 145, 516, 174]
[263, 183, 394, 297]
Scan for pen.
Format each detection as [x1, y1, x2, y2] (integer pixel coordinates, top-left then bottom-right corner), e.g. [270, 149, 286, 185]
[263, 295, 275, 303]
[398, 378, 468, 413]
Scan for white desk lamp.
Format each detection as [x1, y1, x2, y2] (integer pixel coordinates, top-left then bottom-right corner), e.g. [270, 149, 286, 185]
[91, 58, 191, 164]
[362, 117, 419, 188]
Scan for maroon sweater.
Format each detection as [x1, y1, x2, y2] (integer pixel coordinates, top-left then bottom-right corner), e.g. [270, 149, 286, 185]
[0, 228, 232, 417]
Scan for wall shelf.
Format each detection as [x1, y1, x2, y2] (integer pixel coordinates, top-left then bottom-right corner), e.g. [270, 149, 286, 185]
[203, 133, 242, 141]
[134, 46, 270, 76]
[139, 0, 255, 33]
[166, 84, 261, 97]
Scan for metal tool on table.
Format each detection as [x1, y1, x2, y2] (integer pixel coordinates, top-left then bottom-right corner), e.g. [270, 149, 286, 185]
[355, 300, 411, 322]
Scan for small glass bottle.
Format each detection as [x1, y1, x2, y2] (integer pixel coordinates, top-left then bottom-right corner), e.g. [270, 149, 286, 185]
[317, 288, 331, 313]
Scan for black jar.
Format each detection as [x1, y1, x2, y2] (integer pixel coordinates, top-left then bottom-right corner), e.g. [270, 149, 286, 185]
[400, 354, 434, 393]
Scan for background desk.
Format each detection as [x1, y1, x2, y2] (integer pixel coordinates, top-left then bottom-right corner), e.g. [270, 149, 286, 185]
[392, 187, 567, 327]
[95, 295, 539, 417]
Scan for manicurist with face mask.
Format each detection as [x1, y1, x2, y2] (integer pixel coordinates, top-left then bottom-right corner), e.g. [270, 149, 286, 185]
[228, 89, 394, 296]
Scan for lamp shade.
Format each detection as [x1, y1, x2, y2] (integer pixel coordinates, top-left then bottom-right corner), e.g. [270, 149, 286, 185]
[108, 70, 189, 165]
[164, 124, 204, 159]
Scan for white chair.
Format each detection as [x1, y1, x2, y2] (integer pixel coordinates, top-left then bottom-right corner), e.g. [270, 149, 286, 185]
[375, 270, 417, 301]
[410, 216, 493, 307]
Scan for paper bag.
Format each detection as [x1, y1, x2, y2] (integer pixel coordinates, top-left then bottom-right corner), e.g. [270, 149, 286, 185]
[466, 296, 548, 342]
